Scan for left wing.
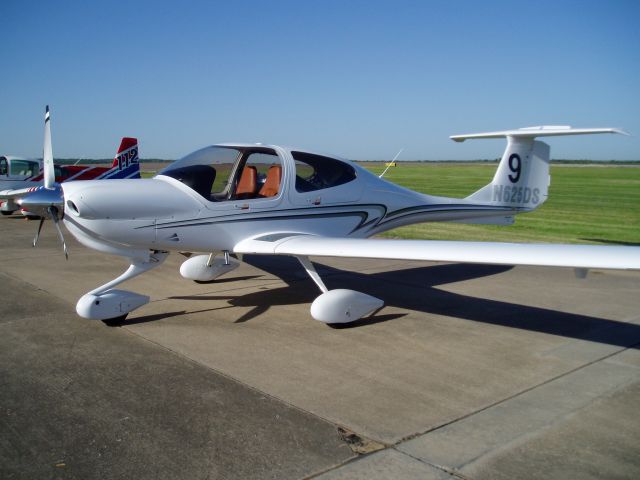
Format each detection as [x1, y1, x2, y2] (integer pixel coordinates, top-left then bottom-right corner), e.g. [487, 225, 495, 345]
[234, 234, 640, 271]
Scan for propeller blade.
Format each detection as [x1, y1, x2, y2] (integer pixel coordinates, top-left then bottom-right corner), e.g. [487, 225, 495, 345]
[48, 206, 68, 260]
[43, 106, 55, 189]
[32, 217, 45, 247]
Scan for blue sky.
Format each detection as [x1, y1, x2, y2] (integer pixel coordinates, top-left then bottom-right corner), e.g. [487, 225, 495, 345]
[1, 0, 638, 160]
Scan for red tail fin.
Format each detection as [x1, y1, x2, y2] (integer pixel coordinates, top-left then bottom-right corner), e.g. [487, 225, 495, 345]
[111, 137, 139, 169]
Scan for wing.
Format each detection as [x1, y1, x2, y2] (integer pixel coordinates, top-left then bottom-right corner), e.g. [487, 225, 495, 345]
[0, 186, 41, 200]
[234, 234, 640, 271]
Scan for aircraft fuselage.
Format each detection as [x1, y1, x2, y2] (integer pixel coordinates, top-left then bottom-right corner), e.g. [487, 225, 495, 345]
[61, 144, 516, 257]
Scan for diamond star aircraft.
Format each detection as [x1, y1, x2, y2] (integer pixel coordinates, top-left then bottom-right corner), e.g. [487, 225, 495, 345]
[20, 106, 640, 324]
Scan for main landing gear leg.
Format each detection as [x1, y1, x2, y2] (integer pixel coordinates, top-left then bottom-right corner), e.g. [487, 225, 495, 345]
[295, 255, 383, 324]
[76, 250, 169, 322]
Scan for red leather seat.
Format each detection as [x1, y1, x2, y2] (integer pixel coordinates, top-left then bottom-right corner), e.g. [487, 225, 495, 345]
[235, 166, 258, 199]
[258, 165, 282, 198]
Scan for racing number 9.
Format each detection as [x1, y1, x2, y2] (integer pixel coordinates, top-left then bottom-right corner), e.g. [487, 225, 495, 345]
[508, 154, 521, 183]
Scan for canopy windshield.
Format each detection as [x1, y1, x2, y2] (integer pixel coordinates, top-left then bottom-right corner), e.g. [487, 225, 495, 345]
[158, 146, 241, 176]
[158, 146, 281, 201]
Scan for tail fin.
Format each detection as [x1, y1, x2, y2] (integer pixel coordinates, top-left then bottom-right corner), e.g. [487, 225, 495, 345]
[103, 137, 140, 179]
[454, 126, 627, 210]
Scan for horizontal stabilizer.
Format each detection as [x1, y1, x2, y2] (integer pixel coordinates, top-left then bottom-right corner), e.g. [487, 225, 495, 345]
[235, 235, 640, 271]
[459, 125, 629, 210]
[451, 126, 628, 142]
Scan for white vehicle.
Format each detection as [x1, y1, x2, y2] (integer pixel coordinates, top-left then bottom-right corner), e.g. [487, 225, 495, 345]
[22, 107, 640, 325]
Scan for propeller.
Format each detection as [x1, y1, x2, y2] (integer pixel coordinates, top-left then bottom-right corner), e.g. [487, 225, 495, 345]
[17, 106, 68, 259]
[43, 106, 54, 189]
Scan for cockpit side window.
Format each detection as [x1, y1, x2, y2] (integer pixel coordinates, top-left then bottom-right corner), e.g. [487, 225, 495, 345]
[9, 159, 38, 177]
[232, 151, 282, 200]
[292, 151, 356, 193]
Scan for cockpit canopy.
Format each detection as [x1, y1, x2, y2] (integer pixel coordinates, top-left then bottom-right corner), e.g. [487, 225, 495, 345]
[159, 146, 280, 201]
[158, 145, 357, 201]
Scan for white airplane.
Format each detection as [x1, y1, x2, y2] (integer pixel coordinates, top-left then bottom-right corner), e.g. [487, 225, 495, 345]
[22, 107, 640, 325]
[0, 155, 40, 214]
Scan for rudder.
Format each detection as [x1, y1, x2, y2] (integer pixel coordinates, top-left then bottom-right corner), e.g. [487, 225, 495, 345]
[466, 137, 550, 210]
[102, 137, 140, 179]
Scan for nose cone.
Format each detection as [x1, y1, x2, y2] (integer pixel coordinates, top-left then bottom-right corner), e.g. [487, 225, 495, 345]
[17, 186, 64, 217]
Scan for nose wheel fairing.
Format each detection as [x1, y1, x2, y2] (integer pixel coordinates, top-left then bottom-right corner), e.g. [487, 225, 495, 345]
[77, 289, 150, 322]
[76, 251, 169, 321]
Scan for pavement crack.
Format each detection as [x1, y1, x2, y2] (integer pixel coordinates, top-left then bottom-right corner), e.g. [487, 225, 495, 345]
[396, 448, 474, 480]
[336, 426, 385, 455]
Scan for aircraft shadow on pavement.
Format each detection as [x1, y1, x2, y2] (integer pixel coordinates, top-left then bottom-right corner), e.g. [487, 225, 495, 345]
[126, 255, 640, 348]
[193, 275, 263, 285]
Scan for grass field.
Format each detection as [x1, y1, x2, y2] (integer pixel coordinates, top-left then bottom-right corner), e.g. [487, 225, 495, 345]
[364, 163, 640, 245]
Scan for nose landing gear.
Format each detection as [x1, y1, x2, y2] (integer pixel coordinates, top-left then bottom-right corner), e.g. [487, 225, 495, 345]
[76, 250, 169, 322]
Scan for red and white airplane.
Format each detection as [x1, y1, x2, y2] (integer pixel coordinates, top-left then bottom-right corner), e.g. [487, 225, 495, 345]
[0, 114, 140, 216]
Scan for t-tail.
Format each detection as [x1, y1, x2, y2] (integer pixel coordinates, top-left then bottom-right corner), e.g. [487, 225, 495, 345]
[98, 137, 140, 179]
[453, 126, 627, 211]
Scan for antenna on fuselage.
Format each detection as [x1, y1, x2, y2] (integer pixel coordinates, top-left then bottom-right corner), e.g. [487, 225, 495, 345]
[379, 148, 403, 178]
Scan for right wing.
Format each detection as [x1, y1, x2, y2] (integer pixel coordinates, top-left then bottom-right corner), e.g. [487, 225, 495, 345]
[0, 186, 41, 200]
[234, 234, 640, 271]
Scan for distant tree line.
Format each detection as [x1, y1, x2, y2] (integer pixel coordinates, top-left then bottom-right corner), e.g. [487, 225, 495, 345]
[55, 158, 640, 165]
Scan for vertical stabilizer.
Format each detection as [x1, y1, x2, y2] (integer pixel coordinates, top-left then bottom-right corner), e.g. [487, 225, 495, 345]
[466, 137, 550, 209]
[452, 126, 627, 211]
[101, 137, 140, 179]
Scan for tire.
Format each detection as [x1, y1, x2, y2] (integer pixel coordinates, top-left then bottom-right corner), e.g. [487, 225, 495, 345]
[1, 210, 13, 216]
[102, 314, 128, 327]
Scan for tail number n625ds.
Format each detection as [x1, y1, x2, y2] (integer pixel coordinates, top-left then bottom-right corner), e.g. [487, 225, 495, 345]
[493, 184, 540, 205]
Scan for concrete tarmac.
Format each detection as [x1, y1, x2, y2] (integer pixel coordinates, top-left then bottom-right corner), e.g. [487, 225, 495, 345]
[1, 215, 639, 479]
